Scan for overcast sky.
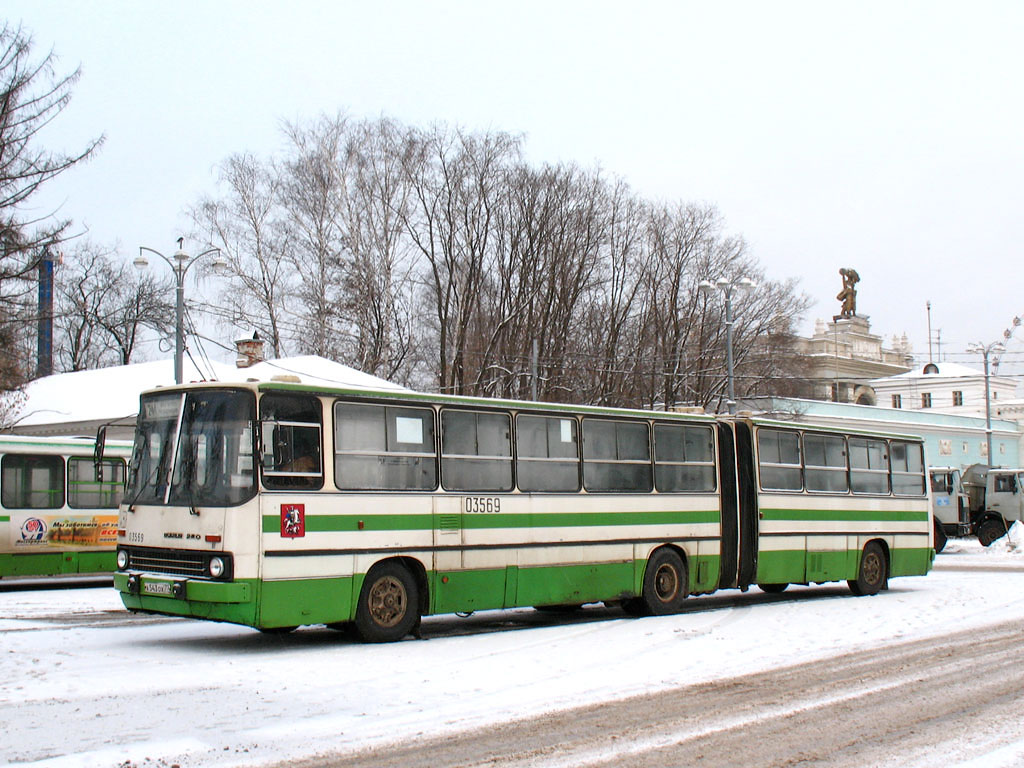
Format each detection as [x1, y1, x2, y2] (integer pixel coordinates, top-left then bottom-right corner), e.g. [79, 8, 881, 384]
[7, 1, 1024, 370]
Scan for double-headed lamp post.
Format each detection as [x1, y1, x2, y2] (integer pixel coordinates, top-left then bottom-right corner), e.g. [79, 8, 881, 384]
[967, 341, 1004, 468]
[698, 277, 757, 415]
[134, 241, 227, 385]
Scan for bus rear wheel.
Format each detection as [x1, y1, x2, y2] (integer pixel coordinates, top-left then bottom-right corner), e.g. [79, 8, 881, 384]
[639, 549, 688, 616]
[355, 561, 420, 643]
[933, 520, 948, 553]
[848, 542, 887, 596]
[758, 583, 788, 594]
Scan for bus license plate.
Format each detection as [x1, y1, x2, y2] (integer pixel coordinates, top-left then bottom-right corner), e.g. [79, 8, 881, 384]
[143, 581, 173, 596]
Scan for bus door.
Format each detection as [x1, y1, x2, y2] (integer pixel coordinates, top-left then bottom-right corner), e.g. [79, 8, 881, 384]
[716, 420, 758, 590]
[716, 423, 740, 589]
[433, 495, 463, 572]
[732, 420, 759, 589]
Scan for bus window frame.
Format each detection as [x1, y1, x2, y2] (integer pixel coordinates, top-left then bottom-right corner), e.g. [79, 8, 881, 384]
[0, 453, 66, 510]
[849, 437, 891, 496]
[333, 400, 438, 492]
[440, 407, 513, 493]
[515, 412, 582, 493]
[581, 417, 653, 494]
[67, 455, 126, 509]
[259, 392, 325, 491]
[890, 439, 927, 498]
[802, 432, 850, 495]
[652, 421, 717, 494]
[756, 427, 804, 493]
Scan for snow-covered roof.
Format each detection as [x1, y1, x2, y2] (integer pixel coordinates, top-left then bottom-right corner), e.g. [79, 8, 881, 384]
[13, 356, 406, 427]
[875, 361, 984, 381]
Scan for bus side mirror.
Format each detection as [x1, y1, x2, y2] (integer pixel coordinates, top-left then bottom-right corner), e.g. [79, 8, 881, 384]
[93, 425, 108, 482]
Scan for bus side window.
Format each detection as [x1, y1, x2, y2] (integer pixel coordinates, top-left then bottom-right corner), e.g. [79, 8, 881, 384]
[516, 415, 580, 492]
[653, 423, 716, 493]
[68, 457, 126, 508]
[1, 453, 65, 509]
[849, 438, 889, 495]
[441, 409, 512, 492]
[334, 402, 437, 491]
[582, 418, 652, 493]
[756, 429, 802, 491]
[803, 433, 848, 494]
[891, 441, 926, 496]
[260, 394, 324, 491]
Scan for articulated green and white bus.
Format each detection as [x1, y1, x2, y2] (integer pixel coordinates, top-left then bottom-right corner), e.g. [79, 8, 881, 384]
[1, 434, 131, 578]
[114, 380, 933, 641]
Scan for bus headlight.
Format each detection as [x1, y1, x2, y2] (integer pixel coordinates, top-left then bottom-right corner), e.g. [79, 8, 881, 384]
[117, 550, 129, 570]
[209, 556, 225, 578]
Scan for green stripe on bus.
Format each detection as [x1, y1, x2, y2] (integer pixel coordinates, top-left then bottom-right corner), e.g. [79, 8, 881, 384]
[760, 508, 928, 522]
[463, 509, 720, 529]
[261, 508, 720, 534]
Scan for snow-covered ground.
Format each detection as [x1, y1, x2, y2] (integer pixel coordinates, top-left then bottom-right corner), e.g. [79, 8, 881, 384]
[3, 532, 1024, 768]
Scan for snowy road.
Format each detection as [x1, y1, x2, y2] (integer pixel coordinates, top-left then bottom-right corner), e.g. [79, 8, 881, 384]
[3, 537, 1024, 768]
[291, 618, 1024, 768]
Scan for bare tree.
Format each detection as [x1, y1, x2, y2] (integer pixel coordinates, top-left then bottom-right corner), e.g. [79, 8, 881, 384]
[54, 242, 176, 371]
[0, 22, 103, 387]
[400, 125, 521, 394]
[278, 114, 349, 358]
[54, 245, 116, 371]
[192, 153, 293, 358]
[639, 203, 723, 409]
[581, 177, 649, 406]
[188, 113, 814, 407]
[689, 234, 813, 412]
[481, 162, 604, 401]
[342, 117, 418, 381]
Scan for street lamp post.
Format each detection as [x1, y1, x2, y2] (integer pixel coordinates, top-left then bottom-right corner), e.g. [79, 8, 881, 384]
[135, 241, 226, 385]
[698, 277, 757, 414]
[967, 341, 1004, 468]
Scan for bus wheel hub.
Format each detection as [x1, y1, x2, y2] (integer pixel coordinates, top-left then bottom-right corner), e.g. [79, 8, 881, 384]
[369, 575, 407, 627]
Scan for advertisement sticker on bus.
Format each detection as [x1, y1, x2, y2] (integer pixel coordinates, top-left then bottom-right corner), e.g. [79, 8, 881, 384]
[12, 514, 118, 548]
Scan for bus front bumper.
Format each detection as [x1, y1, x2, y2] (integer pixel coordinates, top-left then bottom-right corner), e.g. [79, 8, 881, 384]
[114, 571, 251, 604]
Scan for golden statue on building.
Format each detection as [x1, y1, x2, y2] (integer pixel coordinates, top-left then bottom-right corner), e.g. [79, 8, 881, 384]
[835, 267, 859, 320]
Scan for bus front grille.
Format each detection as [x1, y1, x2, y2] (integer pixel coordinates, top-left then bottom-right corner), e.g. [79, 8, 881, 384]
[127, 547, 207, 577]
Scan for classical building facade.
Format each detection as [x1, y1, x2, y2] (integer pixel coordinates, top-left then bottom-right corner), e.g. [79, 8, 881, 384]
[795, 315, 913, 405]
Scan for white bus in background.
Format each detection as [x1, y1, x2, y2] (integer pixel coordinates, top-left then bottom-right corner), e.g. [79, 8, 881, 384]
[1, 434, 132, 578]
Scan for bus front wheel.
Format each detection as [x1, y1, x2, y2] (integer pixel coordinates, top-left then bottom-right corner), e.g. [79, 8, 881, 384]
[639, 548, 688, 616]
[355, 561, 420, 643]
[848, 542, 887, 596]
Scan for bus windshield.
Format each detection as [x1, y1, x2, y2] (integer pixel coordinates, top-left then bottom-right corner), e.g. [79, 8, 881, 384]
[127, 389, 256, 507]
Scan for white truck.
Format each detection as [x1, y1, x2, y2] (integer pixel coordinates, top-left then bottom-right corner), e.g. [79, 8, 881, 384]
[929, 467, 971, 553]
[961, 464, 1024, 546]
